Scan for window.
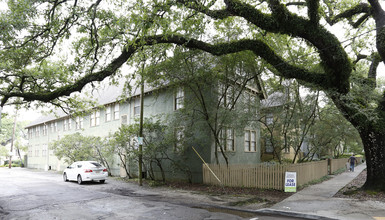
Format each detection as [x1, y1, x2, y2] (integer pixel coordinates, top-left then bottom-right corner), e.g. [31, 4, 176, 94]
[105, 106, 111, 122]
[90, 113, 95, 127]
[219, 84, 234, 109]
[28, 147, 33, 157]
[63, 119, 68, 131]
[245, 92, 257, 113]
[43, 124, 47, 135]
[174, 88, 184, 110]
[114, 103, 120, 120]
[76, 117, 83, 129]
[134, 98, 140, 116]
[50, 122, 57, 133]
[174, 127, 185, 152]
[244, 130, 257, 152]
[266, 113, 274, 125]
[68, 118, 72, 130]
[96, 110, 100, 125]
[90, 110, 100, 127]
[265, 138, 274, 153]
[28, 128, 33, 139]
[219, 127, 235, 151]
[35, 126, 40, 137]
[121, 115, 128, 125]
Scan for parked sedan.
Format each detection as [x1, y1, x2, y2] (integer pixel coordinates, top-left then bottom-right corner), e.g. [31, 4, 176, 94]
[63, 161, 108, 184]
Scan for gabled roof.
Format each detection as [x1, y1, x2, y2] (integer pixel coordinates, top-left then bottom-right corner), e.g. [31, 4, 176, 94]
[261, 92, 286, 108]
[26, 74, 267, 128]
[25, 82, 139, 128]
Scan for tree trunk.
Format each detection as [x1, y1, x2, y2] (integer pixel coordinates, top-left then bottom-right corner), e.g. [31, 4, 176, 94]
[359, 129, 385, 191]
[331, 92, 385, 191]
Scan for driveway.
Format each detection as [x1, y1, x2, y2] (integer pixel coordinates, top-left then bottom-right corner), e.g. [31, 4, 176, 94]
[0, 168, 304, 220]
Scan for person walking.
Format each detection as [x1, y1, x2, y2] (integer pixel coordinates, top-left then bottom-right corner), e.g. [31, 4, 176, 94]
[348, 154, 357, 172]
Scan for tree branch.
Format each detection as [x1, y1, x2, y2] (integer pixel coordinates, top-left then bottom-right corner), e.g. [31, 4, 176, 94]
[307, 0, 320, 24]
[326, 3, 372, 26]
[368, 52, 381, 87]
[221, 0, 351, 93]
[1, 34, 340, 105]
[176, 0, 233, 19]
[368, 0, 385, 63]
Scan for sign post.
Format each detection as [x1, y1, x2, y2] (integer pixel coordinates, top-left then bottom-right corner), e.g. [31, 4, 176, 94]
[284, 172, 297, 192]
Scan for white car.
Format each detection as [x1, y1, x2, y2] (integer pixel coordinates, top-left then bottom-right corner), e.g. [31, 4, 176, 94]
[63, 161, 108, 184]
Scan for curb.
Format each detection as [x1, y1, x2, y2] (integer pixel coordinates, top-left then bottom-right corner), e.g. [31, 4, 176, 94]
[189, 203, 337, 220]
[256, 208, 337, 220]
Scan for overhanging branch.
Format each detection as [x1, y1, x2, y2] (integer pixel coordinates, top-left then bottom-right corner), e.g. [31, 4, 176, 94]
[326, 3, 372, 26]
[2, 34, 340, 105]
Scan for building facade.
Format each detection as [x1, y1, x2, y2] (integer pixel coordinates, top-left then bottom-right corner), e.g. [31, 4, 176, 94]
[26, 81, 265, 182]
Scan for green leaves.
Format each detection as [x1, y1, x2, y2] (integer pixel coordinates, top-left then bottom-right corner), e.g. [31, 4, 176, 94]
[50, 132, 102, 164]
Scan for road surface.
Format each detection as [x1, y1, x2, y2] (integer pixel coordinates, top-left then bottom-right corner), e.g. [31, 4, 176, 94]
[0, 168, 305, 220]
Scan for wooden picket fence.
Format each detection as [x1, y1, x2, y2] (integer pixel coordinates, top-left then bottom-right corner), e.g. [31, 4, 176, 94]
[330, 158, 348, 174]
[330, 157, 362, 174]
[203, 160, 332, 190]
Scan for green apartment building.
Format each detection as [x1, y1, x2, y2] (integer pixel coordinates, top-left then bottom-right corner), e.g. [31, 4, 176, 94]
[26, 79, 265, 183]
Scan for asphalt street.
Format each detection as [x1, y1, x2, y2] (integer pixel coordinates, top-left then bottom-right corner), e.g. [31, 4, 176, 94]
[0, 168, 304, 220]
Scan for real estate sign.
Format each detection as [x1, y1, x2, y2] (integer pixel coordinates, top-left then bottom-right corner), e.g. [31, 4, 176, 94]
[284, 172, 297, 192]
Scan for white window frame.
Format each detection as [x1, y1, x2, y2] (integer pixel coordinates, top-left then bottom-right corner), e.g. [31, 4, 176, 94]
[174, 88, 184, 110]
[244, 130, 257, 152]
[76, 116, 83, 130]
[63, 119, 67, 131]
[245, 91, 257, 113]
[114, 103, 120, 120]
[90, 110, 100, 127]
[68, 118, 72, 130]
[121, 115, 128, 125]
[105, 106, 111, 122]
[265, 138, 274, 153]
[35, 126, 40, 137]
[134, 98, 140, 116]
[219, 127, 235, 152]
[218, 83, 235, 109]
[43, 124, 47, 135]
[266, 113, 274, 125]
[28, 128, 33, 139]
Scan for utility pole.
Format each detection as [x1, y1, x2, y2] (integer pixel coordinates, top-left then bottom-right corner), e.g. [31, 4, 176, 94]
[9, 108, 18, 169]
[0, 106, 3, 131]
[138, 64, 145, 186]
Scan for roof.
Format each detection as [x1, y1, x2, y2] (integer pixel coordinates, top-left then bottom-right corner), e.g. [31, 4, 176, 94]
[26, 76, 267, 128]
[261, 92, 286, 108]
[25, 82, 154, 128]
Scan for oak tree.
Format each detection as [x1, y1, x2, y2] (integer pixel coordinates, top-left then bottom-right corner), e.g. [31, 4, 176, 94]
[1, 0, 385, 191]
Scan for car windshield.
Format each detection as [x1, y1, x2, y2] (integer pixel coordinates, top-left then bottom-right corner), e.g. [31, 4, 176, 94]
[89, 162, 102, 167]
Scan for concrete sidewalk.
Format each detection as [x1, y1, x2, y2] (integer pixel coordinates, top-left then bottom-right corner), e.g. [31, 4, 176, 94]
[258, 163, 385, 220]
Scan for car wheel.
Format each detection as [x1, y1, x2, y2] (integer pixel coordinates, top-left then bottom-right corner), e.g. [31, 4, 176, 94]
[77, 175, 83, 185]
[99, 180, 105, 184]
[63, 173, 68, 182]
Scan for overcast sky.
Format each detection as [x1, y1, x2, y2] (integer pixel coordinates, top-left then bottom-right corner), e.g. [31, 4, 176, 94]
[1, 1, 385, 123]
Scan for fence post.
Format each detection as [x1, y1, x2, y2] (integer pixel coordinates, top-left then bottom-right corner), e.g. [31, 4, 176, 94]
[328, 158, 331, 175]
